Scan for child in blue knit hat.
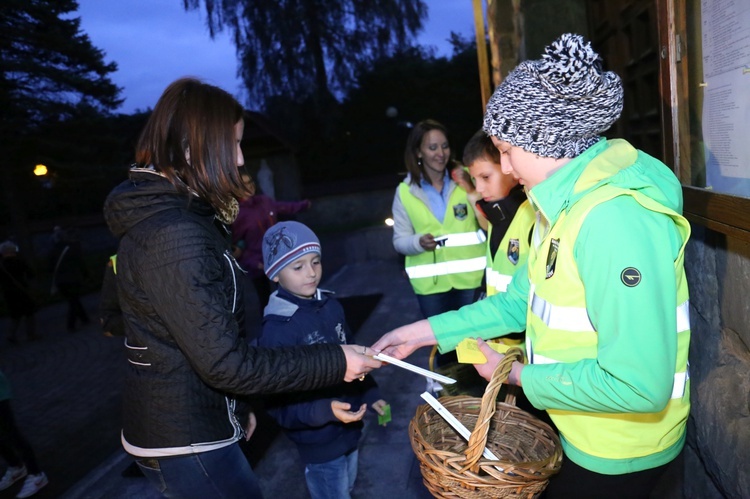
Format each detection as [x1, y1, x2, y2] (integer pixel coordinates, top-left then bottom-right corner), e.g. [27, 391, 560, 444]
[259, 221, 388, 499]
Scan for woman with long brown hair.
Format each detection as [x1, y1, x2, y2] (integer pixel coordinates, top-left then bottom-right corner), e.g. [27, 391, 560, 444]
[104, 78, 380, 498]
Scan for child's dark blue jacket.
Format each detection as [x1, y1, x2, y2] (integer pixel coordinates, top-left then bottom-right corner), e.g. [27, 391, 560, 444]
[259, 286, 381, 464]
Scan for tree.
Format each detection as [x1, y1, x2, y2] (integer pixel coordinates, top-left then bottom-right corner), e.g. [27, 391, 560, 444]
[268, 35, 484, 183]
[183, 0, 426, 109]
[0, 0, 122, 135]
[0, 0, 122, 251]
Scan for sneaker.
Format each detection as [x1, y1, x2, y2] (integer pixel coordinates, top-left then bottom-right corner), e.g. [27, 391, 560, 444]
[0, 466, 27, 491]
[15, 472, 47, 498]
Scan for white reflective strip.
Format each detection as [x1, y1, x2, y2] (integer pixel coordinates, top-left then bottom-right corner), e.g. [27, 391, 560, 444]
[124, 339, 147, 350]
[439, 230, 486, 247]
[529, 352, 559, 365]
[486, 268, 512, 293]
[530, 294, 595, 332]
[530, 353, 688, 399]
[671, 371, 687, 399]
[224, 252, 238, 314]
[127, 359, 152, 366]
[405, 256, 486, 279]
[676, 300, 690, 332]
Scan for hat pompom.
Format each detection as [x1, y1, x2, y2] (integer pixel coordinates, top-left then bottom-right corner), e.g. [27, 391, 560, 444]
[537, 33, 605, 97]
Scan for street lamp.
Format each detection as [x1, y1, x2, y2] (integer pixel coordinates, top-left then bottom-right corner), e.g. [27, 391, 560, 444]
[33, 164, 48, 176]
[33, 163, 52, 189]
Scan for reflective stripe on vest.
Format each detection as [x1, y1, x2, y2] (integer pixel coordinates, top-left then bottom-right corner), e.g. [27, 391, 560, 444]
[439, 230, 486, 247]
[486, 268, 512, 293]
[405, 256, 487, 279]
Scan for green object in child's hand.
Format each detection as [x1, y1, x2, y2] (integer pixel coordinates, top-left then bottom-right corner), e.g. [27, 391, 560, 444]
[378, 404, 392, 426]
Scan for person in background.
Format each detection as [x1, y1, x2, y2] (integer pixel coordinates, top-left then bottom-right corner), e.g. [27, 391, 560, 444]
[392, 119, 486, 373]
[49, 227, 90, 332]
[373, 34, 690, 498]
[259, 221, 387, 499]
[0, 370, 48, 498]
[231, 171, 311, 319]
[103, 77, 380, 498]
[391, 119, 485, 322]
[0, 241, 38, 344]
[463, 130, 535, 300]
[98, 255, 124, 338]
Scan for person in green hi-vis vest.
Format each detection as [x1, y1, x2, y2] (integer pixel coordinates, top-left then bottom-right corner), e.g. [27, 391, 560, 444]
[374, 34, 691, 499]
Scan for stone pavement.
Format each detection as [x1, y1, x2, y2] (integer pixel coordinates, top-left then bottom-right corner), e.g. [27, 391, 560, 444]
[0, 258, 438, 498]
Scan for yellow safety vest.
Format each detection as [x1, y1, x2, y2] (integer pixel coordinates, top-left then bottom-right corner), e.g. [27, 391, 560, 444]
[486, 199, 536, 296]
[398, 182, 485, 295]
[526, 183, 691, 467]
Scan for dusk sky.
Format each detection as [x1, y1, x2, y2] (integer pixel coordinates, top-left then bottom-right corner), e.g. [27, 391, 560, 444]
[75, 0, 479, 114]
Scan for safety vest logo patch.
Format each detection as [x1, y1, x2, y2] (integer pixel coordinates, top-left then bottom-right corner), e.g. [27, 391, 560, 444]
[620, 267, 641, 287]
[453, 203, 468, 221]
[545, 238, 559, 279]
[507, 239, 520, 265]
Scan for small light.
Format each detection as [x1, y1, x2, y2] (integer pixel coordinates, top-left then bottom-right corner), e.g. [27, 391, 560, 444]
[34, 164, 48, 176]
[384, 218, 394, 227]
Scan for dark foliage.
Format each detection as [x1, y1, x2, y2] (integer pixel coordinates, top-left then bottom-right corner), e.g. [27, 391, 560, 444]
[264, 34, 485, 183]
[183, 0, 426, 108]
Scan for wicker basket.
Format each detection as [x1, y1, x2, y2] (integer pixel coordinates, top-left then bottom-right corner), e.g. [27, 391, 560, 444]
[410, 348, 562, 498]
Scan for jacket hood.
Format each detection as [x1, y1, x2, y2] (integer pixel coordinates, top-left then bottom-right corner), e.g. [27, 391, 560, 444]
[104, 169, 214, 239]
[264, 287, 333, 319]
[530, 139, 684, 226]
[570, 139, 683, 214]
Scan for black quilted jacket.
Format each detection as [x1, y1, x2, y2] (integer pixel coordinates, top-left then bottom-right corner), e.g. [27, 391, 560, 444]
[103, 169, 346, 454]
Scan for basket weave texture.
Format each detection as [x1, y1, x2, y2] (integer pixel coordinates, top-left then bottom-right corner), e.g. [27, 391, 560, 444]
[410, 348, 562, 498]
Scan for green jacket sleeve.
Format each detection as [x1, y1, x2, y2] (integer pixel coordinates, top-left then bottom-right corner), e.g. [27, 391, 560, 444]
[521, 196, 683, 414]
[429, 262, 530, 353]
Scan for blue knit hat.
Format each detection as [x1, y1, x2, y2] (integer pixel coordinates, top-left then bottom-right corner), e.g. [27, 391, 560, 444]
[262, 221, 321, 280]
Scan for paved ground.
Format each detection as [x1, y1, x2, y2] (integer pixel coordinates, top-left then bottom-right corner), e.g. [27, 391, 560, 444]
[0, 259, 437, 498]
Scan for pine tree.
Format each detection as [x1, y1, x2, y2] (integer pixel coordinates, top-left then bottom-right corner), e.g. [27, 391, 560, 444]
[0, 0, 121, 249]
[0, 0, 122, 136]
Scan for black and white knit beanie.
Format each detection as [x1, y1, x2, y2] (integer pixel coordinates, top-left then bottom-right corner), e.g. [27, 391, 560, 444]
[483, 33, 623, 159]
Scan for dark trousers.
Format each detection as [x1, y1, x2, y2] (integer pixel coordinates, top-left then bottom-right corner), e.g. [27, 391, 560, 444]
[542, 453, 670, 499]
[58, 283, 89, 331]
[0, 400, 41, 474]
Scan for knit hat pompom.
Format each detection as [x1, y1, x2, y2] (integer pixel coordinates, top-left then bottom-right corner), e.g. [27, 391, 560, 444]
[483, 33, 623, 159]
[262, 221, 321, 280]
[537, 34, 605, 97]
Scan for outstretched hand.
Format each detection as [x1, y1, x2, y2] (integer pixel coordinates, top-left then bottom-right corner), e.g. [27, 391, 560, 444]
[371, 319, 437, 360]
[340, 345, 381, 382]
[331, 400, 367, 423]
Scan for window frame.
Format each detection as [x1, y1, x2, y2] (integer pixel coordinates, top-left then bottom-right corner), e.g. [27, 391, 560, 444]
[657, 0, 750, 242]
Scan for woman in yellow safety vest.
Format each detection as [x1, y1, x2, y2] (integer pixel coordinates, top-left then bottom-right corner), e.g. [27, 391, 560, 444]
[391, 120, 486, 320]
[375, 34, 690, 499]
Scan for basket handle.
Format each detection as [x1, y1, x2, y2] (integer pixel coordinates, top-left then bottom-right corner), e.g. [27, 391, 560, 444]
[462, 347, 524, 470]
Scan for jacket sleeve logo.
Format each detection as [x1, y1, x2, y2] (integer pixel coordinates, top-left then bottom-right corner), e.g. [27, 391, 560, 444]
[620, 267, 641, 287]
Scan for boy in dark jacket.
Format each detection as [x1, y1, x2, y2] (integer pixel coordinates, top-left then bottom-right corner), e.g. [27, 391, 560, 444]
[259, 221, 387, 499]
